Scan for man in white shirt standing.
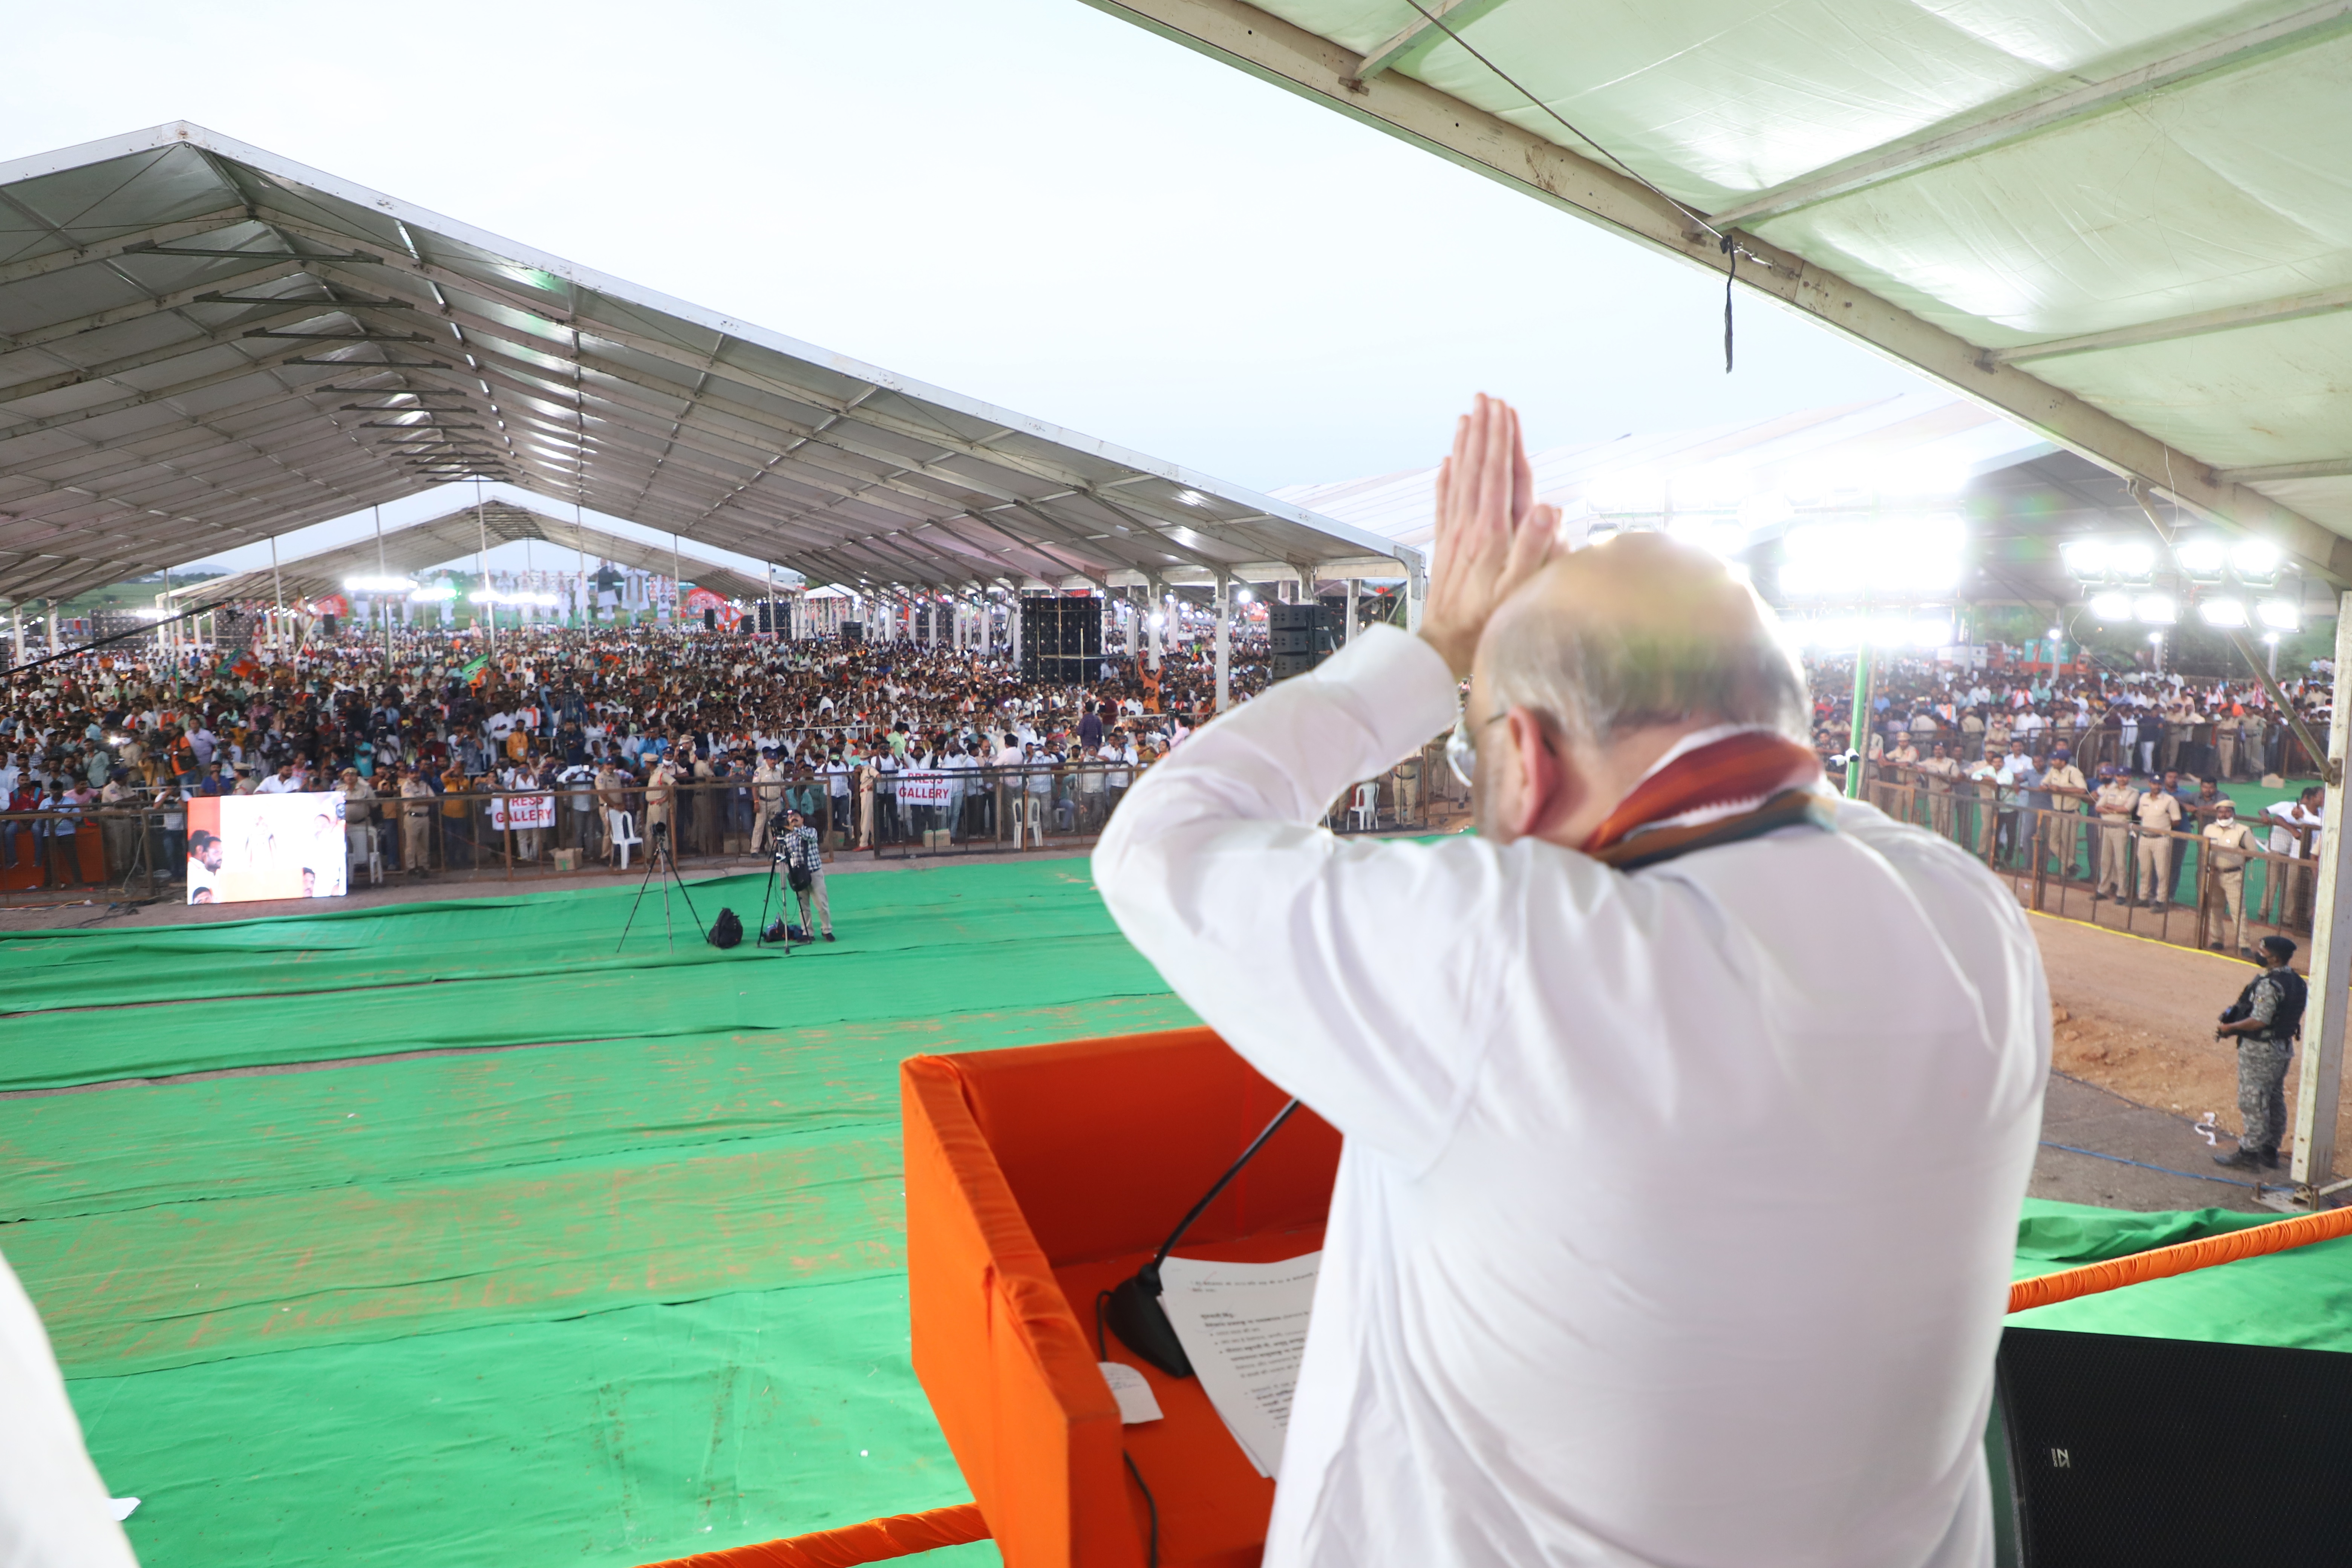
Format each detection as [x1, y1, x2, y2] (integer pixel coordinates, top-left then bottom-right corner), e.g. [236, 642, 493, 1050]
[1096, 396, 2046, 1568]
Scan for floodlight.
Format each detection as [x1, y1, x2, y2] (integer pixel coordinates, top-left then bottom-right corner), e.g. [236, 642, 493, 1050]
[2135, 594, 2176, 625]
[2175, 538, 2228, 581]
[2257, 599, 2302, 632]
[1872, 460, 1971, 498]
[2149, 630, 2166, 645]
[409, 586, 456, 602]
[2109, 541, 2156, 580]
[2087, 591, 2133, 622]
[466, 589, 498, 605]
[2231, 539, 2282, 583]
[2196, 598, 2248, 628]
[1233, 588, 1253, 604]
[1672, 465, 1749, 510]
[1586, 468, 1663, 513]
[2061, 540, 2109, 580]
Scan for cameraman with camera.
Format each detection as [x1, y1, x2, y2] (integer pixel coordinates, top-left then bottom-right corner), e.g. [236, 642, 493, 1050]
[771, 805, 834, 943]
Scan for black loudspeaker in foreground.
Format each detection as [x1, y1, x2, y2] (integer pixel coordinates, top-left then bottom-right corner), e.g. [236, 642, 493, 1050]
[1995, 1326, 2352, 1565]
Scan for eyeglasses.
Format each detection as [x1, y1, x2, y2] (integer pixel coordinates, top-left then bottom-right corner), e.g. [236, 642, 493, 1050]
[1445, 705, 1509, 788]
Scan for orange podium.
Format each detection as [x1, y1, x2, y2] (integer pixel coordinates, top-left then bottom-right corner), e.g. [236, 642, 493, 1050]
[902, 1027, 1340, 1568]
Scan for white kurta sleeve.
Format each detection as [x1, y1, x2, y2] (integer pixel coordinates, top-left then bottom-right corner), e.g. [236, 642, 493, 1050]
[0, 1252, 138, 1568]
[1094, 626, 1522, 1166]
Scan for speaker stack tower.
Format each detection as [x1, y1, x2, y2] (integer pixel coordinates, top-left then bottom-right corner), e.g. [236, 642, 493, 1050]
[1268, 601, 1343, 681]
[1018, 597, 1102, 684]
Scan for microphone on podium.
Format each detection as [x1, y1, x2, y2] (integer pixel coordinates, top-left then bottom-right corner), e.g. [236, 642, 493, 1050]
[1104, 1098, 1302, 1378]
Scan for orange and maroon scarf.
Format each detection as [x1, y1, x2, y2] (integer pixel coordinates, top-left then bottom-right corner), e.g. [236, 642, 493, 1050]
[1582, 726, 1837, 871]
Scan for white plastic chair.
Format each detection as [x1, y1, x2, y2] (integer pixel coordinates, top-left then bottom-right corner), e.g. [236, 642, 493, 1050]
[1349, 783, 1378, 831]
[611, 811, 643, 870]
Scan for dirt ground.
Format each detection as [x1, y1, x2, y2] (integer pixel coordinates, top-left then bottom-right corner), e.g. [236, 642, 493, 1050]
[2032, 910, 2343, 1178]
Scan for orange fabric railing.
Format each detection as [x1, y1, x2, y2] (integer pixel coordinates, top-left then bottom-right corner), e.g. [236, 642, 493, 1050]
[632, 1504, 988, 1568]
[2008, 1203, 2352, 1314]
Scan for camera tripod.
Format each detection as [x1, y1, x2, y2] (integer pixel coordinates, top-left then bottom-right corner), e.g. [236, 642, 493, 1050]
[614, 817, 709, 952]
[753, 809, 811, 949]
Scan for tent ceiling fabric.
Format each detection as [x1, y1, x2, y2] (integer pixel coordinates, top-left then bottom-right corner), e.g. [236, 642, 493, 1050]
[1079, 0, 2352, 582]
[169, 502, 774, 609]
[0, 125, 1418, 608]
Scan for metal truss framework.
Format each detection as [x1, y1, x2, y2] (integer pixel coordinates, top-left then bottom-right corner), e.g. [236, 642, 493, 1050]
[1078, 0, 2352, 586]
[170, 501, 775, 609]
[0, 125, 1420, 608]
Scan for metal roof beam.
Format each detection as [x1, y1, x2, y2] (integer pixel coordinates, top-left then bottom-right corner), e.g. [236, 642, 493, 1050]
[1710, 0, 2352, 228]
[301, 250, 1364, 568]
[0, 301, 369, 409]
[308, 248, 1291, 546]
[1354, 0, 1519, 80]
[384, 343, 1056, 542]
[1989, 282, 2352, 365]
[0, 205, 252, 288]
[1077, 0, 2352, 586]
[2, 408, 387, 506]
[2220, 457, 2352, 484]
[0, 259, 314, 354]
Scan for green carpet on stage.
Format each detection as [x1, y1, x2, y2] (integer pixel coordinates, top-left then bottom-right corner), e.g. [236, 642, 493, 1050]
[10, 863, 2352, 1568]
[2, 858, 1193, 1568]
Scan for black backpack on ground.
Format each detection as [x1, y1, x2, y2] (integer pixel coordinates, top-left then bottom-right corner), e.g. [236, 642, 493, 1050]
[707, 908, 742, 949]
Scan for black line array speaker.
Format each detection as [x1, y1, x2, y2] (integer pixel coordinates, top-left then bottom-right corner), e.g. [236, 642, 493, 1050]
[1993, 1326, 2352, 1565]
[841, 621, 864, 644]
[321, 614, 339, 637]
[1268, 602, 1344, 682]
[1020, 597, 1102, 683]
[703, 607, 717, 631]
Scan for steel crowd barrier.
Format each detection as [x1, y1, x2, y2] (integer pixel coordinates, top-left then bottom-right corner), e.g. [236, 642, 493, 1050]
[1851, 764, 2318, 955]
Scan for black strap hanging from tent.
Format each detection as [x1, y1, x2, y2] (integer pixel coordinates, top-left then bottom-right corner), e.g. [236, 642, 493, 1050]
[1721, 234, 1737, 374]
[1396, 0, 1752, 377]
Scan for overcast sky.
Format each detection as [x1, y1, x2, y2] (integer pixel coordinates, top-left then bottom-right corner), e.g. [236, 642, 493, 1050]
[4, 0, 1934, 579]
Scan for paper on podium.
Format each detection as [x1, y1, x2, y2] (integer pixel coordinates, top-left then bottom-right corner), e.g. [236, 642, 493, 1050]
[1157, 1252, 1321, 1478]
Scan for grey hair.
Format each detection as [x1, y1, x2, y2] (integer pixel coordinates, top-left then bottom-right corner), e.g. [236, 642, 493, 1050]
[1484, 578, 1811, 747]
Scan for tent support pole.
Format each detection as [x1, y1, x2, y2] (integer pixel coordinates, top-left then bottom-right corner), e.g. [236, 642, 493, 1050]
[1214, 574, 1231, 713]
[2291, 593, 2352, 1192]
[1845, 643, 1874, 799]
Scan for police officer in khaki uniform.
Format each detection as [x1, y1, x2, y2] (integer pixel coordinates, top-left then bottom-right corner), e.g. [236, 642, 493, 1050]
[2092, 769, 2140, 901]
[399, 767, 435, 877]
[1911, 741, 1956, 839]
[2134, 778, 2184, 906]
[2200, 799, 2259, 955]
[750, 750, 786, 854]
[2040, 746, 2087, 881]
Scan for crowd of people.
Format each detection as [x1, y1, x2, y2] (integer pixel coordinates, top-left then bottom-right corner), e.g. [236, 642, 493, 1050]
[0, 620, 1289, 895]
[1813, 655, 2333, 952]
[5, 623, 2337, 953]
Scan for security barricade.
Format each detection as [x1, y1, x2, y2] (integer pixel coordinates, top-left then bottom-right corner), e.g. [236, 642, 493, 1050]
[1856, 766, 2318, 956]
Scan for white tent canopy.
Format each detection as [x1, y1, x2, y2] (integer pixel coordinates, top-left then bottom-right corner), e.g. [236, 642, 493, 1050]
[166, 501, 776, 608]
[0, 124, 1420, 608]
[1274, 391, 2050, 551]
[1083, 0, 2352, 583]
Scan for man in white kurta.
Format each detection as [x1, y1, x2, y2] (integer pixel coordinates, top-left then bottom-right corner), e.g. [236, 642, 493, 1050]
[2, 1251, 139, 1566]
[1094, 397, 2047, 1568]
